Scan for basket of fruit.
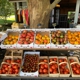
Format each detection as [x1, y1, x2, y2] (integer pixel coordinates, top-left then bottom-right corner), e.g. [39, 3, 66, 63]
[59, 62, 70, 77]
[49, 62, 59, 77]
[68, 56, 79, 64]
[70, 62, 80, 77]
[58, 56, 68, 63]
[17, 29, 35, 48]
[39, 63, 49, 77]
[0, 62, 10, 76]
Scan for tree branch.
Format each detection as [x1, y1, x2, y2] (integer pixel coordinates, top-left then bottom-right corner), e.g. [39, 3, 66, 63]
[50, 0, 61, 10]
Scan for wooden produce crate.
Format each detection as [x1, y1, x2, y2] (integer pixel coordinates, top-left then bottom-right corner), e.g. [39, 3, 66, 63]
[49, 56, 58, 63]
[68, 56, 79, 64]
[5, 50, 13, 57]
[49, 62, 59, 77]
[0, 62, 10, 76]
[39, 62, 49, 77]
[59, 62, 71, 77]
[70, 62, 80, 77]
[58, 56, 68, 63]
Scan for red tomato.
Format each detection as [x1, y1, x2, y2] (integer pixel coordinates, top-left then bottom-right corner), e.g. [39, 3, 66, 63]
[53, 58, 57, 62]
[39, 68, 43, 74]
[0, 69, 2, 74]
[44, 64, 48, 69]
[49, 68, 53, 73]
[75, 69, 80, 74]
[49, 58, 53, 62]
[43, 59, 48, 63]
[43, 69, 48, 74]
[51, 65, 55, 70]
[53, 70, 57, 74]
[40, 64, 44, 69]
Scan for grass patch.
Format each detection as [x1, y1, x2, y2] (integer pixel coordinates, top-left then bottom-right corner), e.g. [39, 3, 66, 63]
[0, 15, 15, 25]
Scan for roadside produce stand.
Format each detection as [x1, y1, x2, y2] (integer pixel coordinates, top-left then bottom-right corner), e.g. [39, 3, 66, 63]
[0, 28, 80, 80]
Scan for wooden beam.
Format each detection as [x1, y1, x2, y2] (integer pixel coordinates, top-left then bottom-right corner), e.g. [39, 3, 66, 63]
[50, 0, 61, 10]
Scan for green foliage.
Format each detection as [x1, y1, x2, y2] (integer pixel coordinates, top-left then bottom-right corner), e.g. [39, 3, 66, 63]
[0, 0, 14, 20]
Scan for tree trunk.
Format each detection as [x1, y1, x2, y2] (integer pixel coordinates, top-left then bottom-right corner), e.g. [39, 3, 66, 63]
[27, 0, 61, 28]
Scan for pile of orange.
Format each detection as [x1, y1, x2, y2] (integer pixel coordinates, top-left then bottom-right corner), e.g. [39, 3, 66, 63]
[67, 30, 80, 45]
[35, 33, 50, 44]
[3, 35, 19, 45]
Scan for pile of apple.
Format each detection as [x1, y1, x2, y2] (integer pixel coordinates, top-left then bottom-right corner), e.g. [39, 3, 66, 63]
[49, 63, 59, 74]
[39, 58, 48, 75]
[18, 30, 34, 44]
[71, 63, 80, 75]
[59, 63, 70, 74]
[0, 63, 10, 74]
[51, 30, 68, 44]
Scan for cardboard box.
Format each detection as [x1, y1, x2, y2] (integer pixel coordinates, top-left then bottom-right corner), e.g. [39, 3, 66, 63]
[1, 29, 20, 49]
[17, 29, 35, 49]
[50, 29, 69, 49]
[20, 51, 40, 77]
[34, 29, 50, 49]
